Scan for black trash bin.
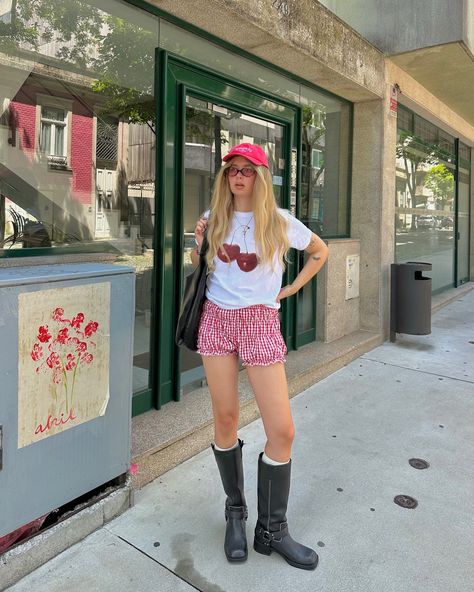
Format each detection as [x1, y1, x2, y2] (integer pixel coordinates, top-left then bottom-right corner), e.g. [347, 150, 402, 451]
[390, 262, 432, 342]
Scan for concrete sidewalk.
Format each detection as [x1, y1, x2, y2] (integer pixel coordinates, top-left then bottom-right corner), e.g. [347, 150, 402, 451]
[6, 288, 474, 592]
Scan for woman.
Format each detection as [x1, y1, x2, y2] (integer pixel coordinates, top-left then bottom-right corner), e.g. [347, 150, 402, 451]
[192, 143, 328, 570]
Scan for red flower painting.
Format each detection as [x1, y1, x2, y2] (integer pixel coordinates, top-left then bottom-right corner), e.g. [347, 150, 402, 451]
[31, 307, 99, 414]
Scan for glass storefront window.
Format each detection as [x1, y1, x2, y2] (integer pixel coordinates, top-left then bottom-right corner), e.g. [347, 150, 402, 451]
[1, 2, 351, 257]
[0, 0, 159, 396]
[160, 21, 301, 104]
[299, 90, 350, 238]
[395, 105, 460, 293]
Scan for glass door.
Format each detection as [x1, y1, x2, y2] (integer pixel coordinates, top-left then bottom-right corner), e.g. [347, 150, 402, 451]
[180, 98, 286, 394]
[154, 50, 317, 407]
[456, 142, 471, 286]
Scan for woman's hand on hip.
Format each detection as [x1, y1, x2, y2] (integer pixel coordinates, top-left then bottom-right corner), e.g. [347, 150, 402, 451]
[276, 284, 296, 303]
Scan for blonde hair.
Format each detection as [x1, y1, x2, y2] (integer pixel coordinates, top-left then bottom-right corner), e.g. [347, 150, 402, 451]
[205, 161, 290, 271]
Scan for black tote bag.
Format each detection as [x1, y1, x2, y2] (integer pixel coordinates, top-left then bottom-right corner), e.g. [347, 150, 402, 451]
[175, 233, 209, 351]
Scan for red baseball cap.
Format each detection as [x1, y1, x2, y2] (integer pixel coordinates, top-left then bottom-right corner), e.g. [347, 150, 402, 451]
[222, 143, 269, 168]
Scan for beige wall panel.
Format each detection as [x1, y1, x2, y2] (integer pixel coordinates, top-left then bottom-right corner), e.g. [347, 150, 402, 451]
[350, 100, 384, 332]
[317, 239, 361, 342]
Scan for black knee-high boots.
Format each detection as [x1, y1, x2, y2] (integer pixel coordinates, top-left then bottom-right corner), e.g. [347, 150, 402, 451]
[212, 439, 248, 562]
[253, 452, 319, 570]
[212, 444, 318, 569]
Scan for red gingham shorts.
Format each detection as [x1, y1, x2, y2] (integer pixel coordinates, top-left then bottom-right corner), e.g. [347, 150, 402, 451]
[197, 300, 287, 366]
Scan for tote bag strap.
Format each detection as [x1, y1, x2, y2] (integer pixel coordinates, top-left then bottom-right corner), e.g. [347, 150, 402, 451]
[199, 212, 211, 259]
[200, 231, 209, 258]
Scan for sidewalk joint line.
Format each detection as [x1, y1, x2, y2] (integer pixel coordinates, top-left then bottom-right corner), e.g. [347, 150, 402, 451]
[361, 357, 474, 384]
[112, 533, 204, 592]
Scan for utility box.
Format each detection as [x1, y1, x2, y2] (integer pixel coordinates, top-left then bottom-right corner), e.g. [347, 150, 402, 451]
[390, 261, 432, 341]
[0, 263, 134, 539]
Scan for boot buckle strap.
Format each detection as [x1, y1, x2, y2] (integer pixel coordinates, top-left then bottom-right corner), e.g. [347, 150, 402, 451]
[262, 529, 282, 543]
[260, 522, 288, 543]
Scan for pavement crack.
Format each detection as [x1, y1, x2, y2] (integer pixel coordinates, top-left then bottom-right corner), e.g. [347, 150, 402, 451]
[361, 357, 474, 384]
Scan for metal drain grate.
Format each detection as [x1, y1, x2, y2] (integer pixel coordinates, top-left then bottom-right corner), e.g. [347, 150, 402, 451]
[394, 495, 418, 509]
[409, 458, 430, 470]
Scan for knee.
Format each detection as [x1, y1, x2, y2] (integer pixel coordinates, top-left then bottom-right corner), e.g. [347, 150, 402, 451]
[214, 411, 238, 435]
[269, 422, 295, 449]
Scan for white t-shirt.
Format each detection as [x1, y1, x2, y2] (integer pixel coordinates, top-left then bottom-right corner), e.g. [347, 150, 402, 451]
[204, 208, 312, 310]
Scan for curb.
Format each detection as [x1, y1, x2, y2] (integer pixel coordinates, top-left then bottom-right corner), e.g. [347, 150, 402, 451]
[1, 479, 133, 590]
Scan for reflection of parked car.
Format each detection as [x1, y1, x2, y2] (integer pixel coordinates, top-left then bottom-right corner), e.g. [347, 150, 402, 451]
[417, 215, 436, 229]
[439, 216, 453, 229]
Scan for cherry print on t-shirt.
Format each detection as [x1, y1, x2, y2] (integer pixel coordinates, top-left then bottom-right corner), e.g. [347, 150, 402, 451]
[217, 215, 259, 272]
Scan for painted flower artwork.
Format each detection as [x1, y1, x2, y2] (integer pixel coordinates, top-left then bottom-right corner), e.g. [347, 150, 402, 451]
[18, 283, 110, 448]
[30, 307, 99, 414]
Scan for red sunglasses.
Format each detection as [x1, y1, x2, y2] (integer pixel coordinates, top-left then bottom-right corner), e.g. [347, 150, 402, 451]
[225, 166, 256, 177]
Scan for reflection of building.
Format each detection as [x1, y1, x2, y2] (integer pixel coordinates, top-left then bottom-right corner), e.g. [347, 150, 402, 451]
[1, 55, 156, 251]
[4, 78, 94, 240]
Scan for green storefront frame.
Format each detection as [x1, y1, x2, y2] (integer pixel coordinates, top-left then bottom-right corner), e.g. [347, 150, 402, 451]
[139, 51, 318, 410]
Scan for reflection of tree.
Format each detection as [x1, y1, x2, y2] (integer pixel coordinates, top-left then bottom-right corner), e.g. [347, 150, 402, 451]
[425, 164, 454, 211]
[0, 0, 103, 62]
[396, 131, 453, 228]
[301, 106, 325, 220]
[1, 1, 158, 241]
[90, 16, 156, 132]
[1, 2, 156, 127]
[186, 107, 230, 174]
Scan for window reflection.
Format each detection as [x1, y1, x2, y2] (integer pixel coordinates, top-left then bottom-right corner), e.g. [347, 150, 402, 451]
[457, 143, 471, 284]
[300, 96, 350, 238]
[0, 0, 158, 253]
[395, 106, 456, 292]
[0, 0, 159, 395]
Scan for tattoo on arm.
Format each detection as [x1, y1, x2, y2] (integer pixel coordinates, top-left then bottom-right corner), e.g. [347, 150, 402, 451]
[312, 255, 321, 261]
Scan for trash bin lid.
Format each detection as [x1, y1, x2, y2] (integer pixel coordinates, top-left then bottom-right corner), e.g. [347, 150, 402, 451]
[405, 261, 432, 271]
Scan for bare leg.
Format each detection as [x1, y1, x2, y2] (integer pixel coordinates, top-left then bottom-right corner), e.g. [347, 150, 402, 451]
[203, 354, 247, 562]
[248, 363, 318, 570]
[202, 355, 240, 448]
[246, 362, 294, 462]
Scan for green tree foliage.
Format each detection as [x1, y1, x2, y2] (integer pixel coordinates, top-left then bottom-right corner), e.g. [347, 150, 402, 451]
[424, 164, 454, 210]
[1, 1, 156, 128]
[396, 131, 437, 209]
[396, 130, 454, 226]
[89, 16, 157, 130]
[0, 0, 103, 64]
